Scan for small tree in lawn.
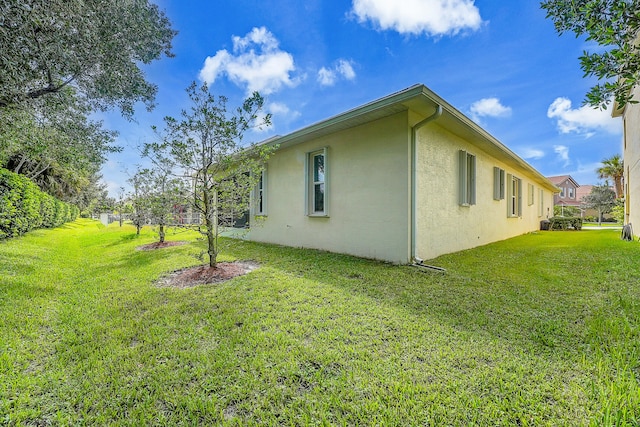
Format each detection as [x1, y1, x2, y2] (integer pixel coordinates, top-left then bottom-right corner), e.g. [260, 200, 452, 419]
[582, 183, 616, 225]
[130, 166, 187, 243]
[144, 82, 273, 267]
[128, 172, 147, 235]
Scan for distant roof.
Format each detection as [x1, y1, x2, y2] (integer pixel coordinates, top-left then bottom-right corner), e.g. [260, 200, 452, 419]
[547, 175, 580, 187]
[576, 185, 593, 200]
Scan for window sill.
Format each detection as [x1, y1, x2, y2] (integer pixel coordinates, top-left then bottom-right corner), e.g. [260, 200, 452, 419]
[307, 213, 330, 218]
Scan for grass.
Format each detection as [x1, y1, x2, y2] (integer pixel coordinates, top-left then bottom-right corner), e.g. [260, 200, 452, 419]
[1, 219, 639, 426]
[583, 222, 622, 228]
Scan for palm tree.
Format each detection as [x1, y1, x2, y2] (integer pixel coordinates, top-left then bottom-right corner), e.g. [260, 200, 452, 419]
[596, 154, 624, 198]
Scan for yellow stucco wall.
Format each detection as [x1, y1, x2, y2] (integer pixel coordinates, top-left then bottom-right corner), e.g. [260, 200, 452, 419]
[624, 85, 640, 231]
[247, 111, 412, 263]
[414, 123, 555, 260]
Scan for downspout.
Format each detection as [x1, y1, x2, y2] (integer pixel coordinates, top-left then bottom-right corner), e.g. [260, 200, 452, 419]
[410, 104, 442, 263]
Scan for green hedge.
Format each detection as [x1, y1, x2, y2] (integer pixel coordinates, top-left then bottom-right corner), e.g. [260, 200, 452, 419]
[549, 216, 583, 231]
[0, 168, 79, 239]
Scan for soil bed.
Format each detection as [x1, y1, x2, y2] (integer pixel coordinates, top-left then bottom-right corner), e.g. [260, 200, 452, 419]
[136, 241, 188, 251]
[156, 261, 259, 288]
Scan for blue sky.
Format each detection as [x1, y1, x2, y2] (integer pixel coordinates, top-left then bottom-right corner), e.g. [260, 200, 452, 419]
[101, 0, 623, 197]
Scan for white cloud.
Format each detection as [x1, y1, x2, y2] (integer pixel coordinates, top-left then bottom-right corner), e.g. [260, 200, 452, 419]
[469, 97, 512, 122]
[254, 102, 301, 133]
[317, 59, 357, 86]
[351, 0, 483, 36]
[519, 148, 545, 160]
[199, 27, 299, 95]
[554, 145, 570, 167]
[547, 97, 622, 137]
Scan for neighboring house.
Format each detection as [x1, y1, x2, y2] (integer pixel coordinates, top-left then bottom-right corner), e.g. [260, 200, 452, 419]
[547, 175, 580, 208]
[613, 84, 640, 231]
[246, 84, 557, 263]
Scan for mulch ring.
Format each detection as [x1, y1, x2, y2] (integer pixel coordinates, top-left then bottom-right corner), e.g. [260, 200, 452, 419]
[136, 241, 188, 251]
[155, 260, 260, 288]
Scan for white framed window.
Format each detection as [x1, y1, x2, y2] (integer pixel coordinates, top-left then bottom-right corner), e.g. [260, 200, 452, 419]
[459, 150, 476, 206]
[560, 187, 566, 198]
[507, 174, 522, 217]
[306, 148, 328, 216]
[538, 189, 544, 217]
[528, 183, 535, 206]
[568, 187, 575, 199]
[493, 167, 505, 200]
[254, 168, 267, 215]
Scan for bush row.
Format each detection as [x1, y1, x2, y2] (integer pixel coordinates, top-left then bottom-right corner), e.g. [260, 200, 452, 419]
[549, 216, 583, 231]
[0, 168, 79, 239]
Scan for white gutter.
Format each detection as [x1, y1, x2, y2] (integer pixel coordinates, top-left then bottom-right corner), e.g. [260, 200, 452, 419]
[410, 104, 442, 262]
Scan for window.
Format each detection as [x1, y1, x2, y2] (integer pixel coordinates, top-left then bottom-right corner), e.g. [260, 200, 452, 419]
[507, 174, 522, 217]
[560, 187, 566, 198]
[306, 148, 328, 216]
[528, 183, 535, 206]
[459, 150, 476, 206]
[254, 169, 266, 215]
[568, 187, 575, 199]
[538, 189, 544, 217]
[493, 167, 505, 200]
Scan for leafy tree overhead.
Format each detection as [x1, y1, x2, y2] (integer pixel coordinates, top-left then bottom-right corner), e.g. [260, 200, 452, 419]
[0, 94, 119, 201]
[144, 82, 274, 268]
[596, 153, 624, 198]
[541, 0, 640, 109]
[0, 0, 176, 117]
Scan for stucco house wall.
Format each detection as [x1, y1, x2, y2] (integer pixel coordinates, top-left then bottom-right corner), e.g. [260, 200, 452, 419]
[621, 84, 640, 230]
[246, 84, 557, 263]
[415, 123, 554, 260]
[247, 111, 411, 263]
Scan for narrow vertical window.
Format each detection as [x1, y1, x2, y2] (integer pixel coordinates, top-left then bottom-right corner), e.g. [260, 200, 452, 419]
[459, 150, 476, 206]
[306, 148, 328, 216]
[507, 174, 522, 217]
[255, 169, 266, 215]
[528, 183, 535, 206]
[494, 167, 505, 200]
[538, 189, 544, 217]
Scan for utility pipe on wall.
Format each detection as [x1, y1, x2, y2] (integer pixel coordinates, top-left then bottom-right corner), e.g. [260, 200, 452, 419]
[410, 104, 442, 262]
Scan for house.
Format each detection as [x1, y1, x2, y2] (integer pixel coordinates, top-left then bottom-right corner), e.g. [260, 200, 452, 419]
[547, 175, 580, 209]
[246, 84, 557, 263]
[613, 83, 640, 232]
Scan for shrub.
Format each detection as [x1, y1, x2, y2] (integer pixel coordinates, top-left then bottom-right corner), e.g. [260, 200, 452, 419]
[549, 216, 583, 231]
[0, 168, 79, 239]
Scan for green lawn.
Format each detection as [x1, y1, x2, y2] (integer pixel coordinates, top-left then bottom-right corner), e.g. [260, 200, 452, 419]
[1, 219, 639, 426]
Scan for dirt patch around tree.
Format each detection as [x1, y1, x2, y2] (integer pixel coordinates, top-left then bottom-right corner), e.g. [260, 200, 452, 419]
[155, 260, 259, 288]
[136, 241, 189, 251]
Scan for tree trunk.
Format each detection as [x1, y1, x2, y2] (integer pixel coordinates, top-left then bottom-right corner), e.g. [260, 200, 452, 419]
[159, 224, 165, 243]
[202, 186, 217, 268]
[614, 177, 623, 199]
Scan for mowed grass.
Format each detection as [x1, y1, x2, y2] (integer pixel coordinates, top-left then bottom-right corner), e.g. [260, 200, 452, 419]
[1, 219, 639, 426]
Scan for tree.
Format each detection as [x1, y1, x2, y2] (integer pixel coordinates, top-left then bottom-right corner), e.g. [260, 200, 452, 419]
[144, 82, 273, 267]
[129, 166, 188, 242]
[596, 153, 624, 198]
[582, 184, 617, 224]
[0, 95, 119, 200]
[541, 0, 640, 109]
[0, 0, 176, 117]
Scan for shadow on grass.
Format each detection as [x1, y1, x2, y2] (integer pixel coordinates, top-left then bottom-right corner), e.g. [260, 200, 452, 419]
[220, 235, 627, 363]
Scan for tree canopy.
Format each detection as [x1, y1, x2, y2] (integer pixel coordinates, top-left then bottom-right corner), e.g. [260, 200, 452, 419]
[0, 0, 176, 117]
[596, 153, 624, 198]
[582, 183, 617, 224]
[0, 0, 176, 202]
[144, 82, 273, 267]
[541, 0, 640, 109]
